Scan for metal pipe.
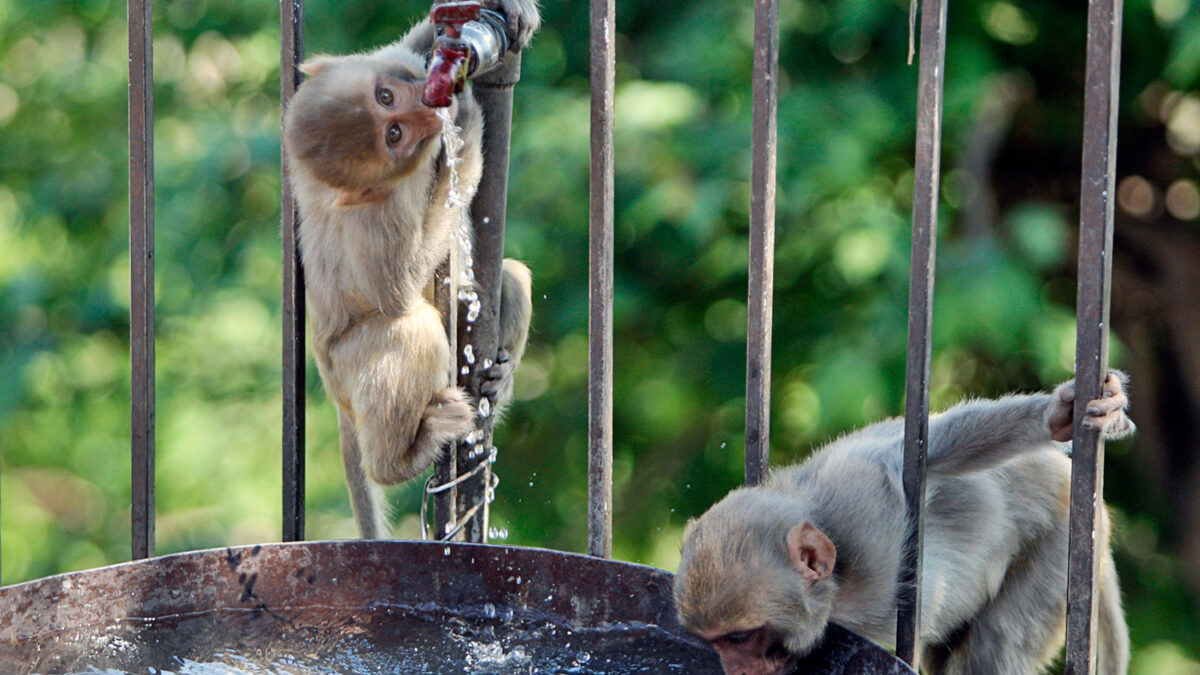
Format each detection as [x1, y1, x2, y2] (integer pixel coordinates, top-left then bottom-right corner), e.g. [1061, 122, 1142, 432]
[1064, 0, 1123, 672]
[588, 0, 616, 559]
[744, 0, 779, 488]
[280, 0, 306, 543]
[453, 53, 524, 543]
[433, 257, 459, 538]
[895, 0, 948, 665]
[128, 0, 156, 561]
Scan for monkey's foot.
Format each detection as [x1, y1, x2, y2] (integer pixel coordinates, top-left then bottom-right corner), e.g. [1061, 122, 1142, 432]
[1047, 370, 1135, 442]
[480, 349, 515, 401]
[423, 387, 476, 446]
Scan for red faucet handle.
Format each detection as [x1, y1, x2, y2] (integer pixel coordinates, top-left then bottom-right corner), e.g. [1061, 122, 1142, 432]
[429, 1, 482, 39]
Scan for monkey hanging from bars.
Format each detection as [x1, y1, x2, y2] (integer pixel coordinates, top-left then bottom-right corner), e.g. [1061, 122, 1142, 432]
[282, 0, 539, 538]
[675, 371, 1134, 675]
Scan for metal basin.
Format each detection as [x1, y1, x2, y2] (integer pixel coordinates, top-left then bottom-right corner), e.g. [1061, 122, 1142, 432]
[0, 541, 912, 674]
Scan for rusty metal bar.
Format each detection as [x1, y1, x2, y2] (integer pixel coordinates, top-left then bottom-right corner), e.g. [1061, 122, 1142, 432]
[1065, 0, 1123, 672]
[588, 0, 615, 559]
[454, 54, 524, 543]
[895, 0, 948, 665]
[280, 0, 306, 543]
[744, 0, 779, 488]
[128, 0, 155, 561]
[433, 256, 458, 538]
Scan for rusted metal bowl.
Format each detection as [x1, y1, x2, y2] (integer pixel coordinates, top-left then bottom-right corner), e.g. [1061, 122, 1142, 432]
[0, 540, 911, 674]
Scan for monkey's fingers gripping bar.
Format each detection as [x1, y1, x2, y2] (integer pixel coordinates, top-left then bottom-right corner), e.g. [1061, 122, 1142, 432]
[422, 1, 510, 107]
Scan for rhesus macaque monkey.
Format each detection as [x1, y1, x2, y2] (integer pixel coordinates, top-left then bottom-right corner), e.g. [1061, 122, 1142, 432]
[676, 372, 1136, 675]
[282, 0, 539, 538]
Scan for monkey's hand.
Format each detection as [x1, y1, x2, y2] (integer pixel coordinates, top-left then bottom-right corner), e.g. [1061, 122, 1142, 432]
[486, 0, 541, 51]
[1046, 370, 1136, 442]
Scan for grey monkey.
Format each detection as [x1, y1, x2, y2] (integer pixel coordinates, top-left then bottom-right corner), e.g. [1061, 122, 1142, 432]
[675, 371, 1134, 675]
[282, 0, 539, 538]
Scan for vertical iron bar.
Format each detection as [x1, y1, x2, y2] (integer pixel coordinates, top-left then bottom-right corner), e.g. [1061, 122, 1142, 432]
[280, 0, 306, 542]
[128, 0, 155, 561]
[588, 0, 616, 559]
[895, 0, 948, 665]
[1065, 0, 1122, 672]
[744, 0, 779, 488]
[433, 256, 458, 538]
[455, 54, 523, 543]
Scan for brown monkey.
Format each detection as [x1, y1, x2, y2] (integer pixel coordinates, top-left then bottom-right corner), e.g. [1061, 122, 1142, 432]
[675, 371, 1135, 675]
[282, 0, 539, 539]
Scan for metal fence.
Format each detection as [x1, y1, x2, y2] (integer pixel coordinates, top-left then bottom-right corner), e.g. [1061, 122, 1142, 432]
[720, 0, 1125, 670]
[0, 0, 1128, 672]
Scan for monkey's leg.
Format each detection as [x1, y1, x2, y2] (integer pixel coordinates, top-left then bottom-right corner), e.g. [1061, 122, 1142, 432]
[1096, 511, 1131, 675]
[479, 259, 532, 417]
[350, 302, 474, 486]
[337, 407, 391, 539]
[931, 512, 1070, 675]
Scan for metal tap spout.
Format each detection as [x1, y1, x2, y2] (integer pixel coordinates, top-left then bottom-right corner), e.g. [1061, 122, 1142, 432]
[421, 1, 509, 108]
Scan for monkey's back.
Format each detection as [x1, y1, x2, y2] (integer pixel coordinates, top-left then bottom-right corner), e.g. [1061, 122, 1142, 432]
[767, 425, 1072, 646]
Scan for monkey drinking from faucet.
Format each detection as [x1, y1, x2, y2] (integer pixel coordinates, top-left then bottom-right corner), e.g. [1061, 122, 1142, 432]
[282, 0, 539, 539]
[675, 371, 1135, 675]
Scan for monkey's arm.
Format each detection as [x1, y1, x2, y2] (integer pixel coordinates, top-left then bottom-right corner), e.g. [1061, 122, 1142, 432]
[925, 370, 1134, 476]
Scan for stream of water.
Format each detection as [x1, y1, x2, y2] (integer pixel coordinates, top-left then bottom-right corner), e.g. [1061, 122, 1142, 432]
[20, 603, 719, 675]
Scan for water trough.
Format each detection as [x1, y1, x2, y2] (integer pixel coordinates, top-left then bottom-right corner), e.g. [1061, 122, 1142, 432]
[0, 540, 911, 674]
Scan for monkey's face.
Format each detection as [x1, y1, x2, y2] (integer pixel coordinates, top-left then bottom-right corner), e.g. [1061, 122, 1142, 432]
[674, 492, 837, 675]
[285, 57, 443, 206]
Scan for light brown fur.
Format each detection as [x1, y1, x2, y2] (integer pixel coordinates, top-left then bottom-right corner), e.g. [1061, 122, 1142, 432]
[282, 1, 539, 538]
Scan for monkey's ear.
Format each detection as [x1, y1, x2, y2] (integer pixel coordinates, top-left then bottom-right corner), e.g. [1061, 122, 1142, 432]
[300, 55, 339, 77]
[787, 522, 836, 585]
[333, 186, 392, 208]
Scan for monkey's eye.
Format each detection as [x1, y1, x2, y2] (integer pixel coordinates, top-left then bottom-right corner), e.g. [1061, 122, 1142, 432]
[386, 122, 403, 145]
[723, 630, 757, 645]
[377, 87, 395, 106]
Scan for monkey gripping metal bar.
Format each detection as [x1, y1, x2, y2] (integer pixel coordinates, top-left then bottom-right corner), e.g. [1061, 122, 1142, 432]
[1065, 0, 1123, 672]
[896, 0, 948, 667]
[431, 1, 525, 544]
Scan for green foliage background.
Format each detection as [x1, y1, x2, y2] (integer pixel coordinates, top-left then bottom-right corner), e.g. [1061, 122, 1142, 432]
[1, 0, 1197, 670]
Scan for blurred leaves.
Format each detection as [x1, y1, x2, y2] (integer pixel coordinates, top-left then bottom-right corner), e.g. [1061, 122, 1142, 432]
[1, 0, 1198, 668]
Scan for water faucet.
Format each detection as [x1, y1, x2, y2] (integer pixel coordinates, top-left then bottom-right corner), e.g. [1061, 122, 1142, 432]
[422, 2, 510, 108]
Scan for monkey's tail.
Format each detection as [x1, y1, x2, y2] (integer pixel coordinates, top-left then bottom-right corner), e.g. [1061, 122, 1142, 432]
[1095, 541, 1130, 675]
